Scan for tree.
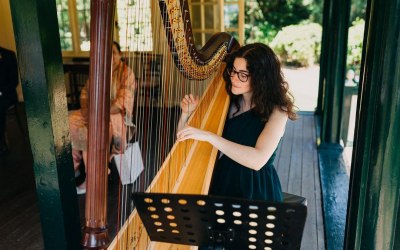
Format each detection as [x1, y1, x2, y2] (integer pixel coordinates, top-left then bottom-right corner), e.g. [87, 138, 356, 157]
[255, 0, 312, 29]
[350, 0, 367, 23]
[245, 0, 312, 43]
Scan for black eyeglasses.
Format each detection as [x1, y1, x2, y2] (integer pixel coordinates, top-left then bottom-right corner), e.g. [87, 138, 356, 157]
[226, 68, 250, 82]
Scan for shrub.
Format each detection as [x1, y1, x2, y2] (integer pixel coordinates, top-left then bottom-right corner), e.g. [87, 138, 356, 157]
[347, 18, 365, 70]
[245, 23, 278, 45]
[271, 22, 322, 67]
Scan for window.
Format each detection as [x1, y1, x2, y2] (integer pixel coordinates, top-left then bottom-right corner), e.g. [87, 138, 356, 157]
[56, 0, 73, 51]
[56, 0, 152, 56]
[75, 0, 90, 51]
[188, 0, 244, 47]
[56, 0, 90, 56]
[189, 0, 222, 47]
[223, 0, 244, 44]
[116, 0, 153, 51]
[56, 0, 244, 55]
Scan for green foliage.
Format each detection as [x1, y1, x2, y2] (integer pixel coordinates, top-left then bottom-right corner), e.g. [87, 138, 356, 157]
[308, 0, 324, 24]
[308, 0, 366, 25]
[244, 0, 367, 68]
[245, 23, 278, 45]
[255, 0, 312, 30]
[270, 22, 322, 67]
[245, 0, 312, 44]
[347, 19, 365, 70]
[350, 0, 367, 23]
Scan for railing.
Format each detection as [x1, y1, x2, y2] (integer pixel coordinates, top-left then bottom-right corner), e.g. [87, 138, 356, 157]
[341, 81, 358, 147]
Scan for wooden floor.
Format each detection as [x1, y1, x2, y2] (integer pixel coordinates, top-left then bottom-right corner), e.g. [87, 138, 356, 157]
[275, 112, 325, 250]
[0, 106, 325, 249]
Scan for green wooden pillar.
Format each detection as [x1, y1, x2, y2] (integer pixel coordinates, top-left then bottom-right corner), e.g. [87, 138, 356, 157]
[316, 0, 331, 116]
[320, 0, 350, 143]
[10, 0, 82, 249]
[344, 0, 400, 248]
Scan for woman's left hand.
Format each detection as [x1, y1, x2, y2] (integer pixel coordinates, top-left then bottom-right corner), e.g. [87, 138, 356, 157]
[177, 126, 212, 142]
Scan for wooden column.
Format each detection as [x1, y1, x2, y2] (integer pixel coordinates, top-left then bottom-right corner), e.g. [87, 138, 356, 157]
[81, 0, 116, 249]
[316, 0, 331, 116]
[344, 0, 400, 248]
[9, 0, 81, 249]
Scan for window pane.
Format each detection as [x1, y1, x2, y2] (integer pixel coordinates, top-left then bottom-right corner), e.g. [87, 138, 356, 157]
[191, 5, 201, 29]
[117, 0, 153, 51]
[56, 0, 73, 51]
[224, 4, 238, 28]
[76, 0, 91, 51]
[193, 32, 203, 47]
[204, 5, 214, 29]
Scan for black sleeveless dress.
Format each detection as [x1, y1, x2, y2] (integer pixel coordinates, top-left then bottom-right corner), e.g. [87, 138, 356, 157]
[209, 109, 283, 202]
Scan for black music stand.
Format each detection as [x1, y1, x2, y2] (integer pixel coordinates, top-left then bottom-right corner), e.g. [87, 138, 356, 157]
[132, 192, 307, 249]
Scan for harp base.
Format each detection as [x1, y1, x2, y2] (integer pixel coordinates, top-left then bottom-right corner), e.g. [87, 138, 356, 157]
[81, 226, 110, 249]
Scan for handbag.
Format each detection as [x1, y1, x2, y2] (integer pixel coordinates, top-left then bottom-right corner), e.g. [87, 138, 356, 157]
[113, 142, 144, 185]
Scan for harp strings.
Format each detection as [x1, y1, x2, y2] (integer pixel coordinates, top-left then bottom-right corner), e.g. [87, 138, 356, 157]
[110, 0, 218, 248]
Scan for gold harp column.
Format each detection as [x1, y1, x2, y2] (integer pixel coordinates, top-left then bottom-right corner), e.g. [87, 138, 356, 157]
[81, 0, 116, 249]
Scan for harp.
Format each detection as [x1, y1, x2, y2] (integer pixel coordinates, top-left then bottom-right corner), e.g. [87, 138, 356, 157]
[83, 0, 239, 249]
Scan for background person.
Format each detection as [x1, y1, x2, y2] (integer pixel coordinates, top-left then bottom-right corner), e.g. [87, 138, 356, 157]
[69, 41, 136, 194]
[0, 47, 19, 155]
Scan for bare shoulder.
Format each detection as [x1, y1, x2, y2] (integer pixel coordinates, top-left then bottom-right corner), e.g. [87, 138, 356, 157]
[270, 106, 289, 121]
[261, 107, 288, 138]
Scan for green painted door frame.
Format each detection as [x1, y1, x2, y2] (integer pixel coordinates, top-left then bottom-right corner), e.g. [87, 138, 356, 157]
[318, 0, 350, 144]
[344, 0, 400, 248]
[10, 0, 82, 249]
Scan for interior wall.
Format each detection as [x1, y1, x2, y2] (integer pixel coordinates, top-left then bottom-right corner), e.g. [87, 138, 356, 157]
[0, 0, 24, 101]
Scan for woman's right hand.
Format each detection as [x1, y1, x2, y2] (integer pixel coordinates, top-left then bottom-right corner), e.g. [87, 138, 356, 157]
[180, 94, 199, 115]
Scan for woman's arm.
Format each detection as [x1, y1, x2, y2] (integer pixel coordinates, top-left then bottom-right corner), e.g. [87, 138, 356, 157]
[176, 107, 288, 171]
[112, 64, 136, 115]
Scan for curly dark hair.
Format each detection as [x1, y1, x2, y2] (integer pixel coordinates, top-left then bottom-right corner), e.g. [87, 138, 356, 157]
[223, 43, 297, 122]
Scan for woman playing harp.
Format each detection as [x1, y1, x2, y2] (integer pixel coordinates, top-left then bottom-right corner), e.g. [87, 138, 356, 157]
[177, 43, 297, 202]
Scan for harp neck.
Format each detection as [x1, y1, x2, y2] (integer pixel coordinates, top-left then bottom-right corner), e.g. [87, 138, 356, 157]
[159, 0, 239, 80]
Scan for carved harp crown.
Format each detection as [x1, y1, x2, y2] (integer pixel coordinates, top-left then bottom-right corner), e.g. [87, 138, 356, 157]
[84, 0, 239, 249]
[159, 0, 239, 80]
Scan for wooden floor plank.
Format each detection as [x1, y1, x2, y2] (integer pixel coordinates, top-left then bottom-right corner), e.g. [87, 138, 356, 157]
[0, 190, 36, 222]
[276, 119, 295, 191]
[300, 114, 319, 250]
[276, 113, 325, 250]
[287, 115, 304, 196]
[311, 114, 326, 250]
